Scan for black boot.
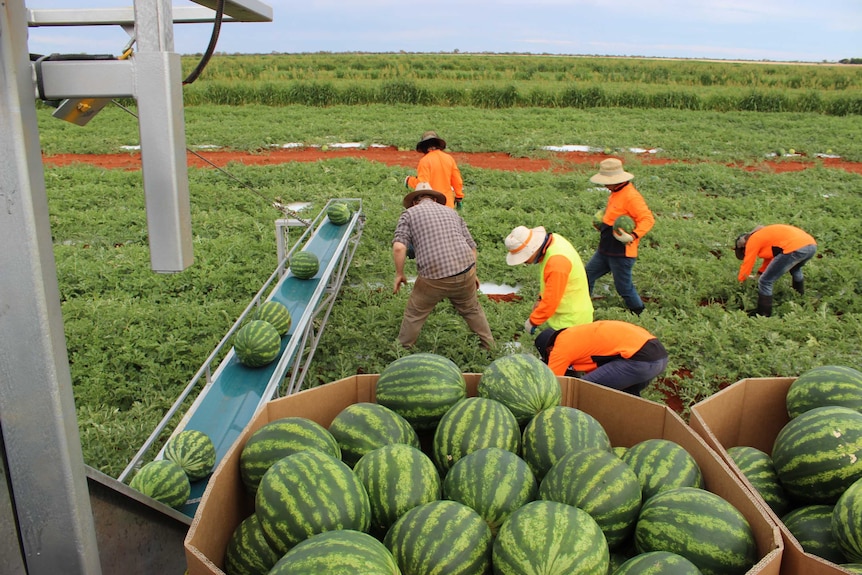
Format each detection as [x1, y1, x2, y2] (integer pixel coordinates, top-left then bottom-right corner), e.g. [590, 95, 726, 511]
[792, 279, 804, 295]
[629, 306, 644, 316]
[756, 294, 773, 317]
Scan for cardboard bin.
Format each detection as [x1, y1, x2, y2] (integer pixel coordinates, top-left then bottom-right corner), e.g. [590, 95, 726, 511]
[690, 377, 853, 575]
[186, 374, 782, 575]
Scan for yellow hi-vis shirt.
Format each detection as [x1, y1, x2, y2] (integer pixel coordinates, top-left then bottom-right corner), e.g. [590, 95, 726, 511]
[533, 234, 594, 330]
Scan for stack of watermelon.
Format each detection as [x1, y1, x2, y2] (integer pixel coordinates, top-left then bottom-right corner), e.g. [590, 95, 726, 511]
[218, 351, 764, 575]
[726, 364, 862, 569]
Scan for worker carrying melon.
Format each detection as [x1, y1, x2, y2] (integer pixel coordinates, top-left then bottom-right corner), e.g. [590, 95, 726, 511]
[504, 225, 593, 335]
[404, 131, 464, 210]
[585, 158, 655, 315]
[734, 224, 817, 317]
[533, 320, 669, 396]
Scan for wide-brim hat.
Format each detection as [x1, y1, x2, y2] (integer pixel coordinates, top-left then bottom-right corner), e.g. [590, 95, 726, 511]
[505, 225, 546, 265]
[590, 158, 634, 185]
[416, 130, 447, 153]
[403, 182, 447, 209]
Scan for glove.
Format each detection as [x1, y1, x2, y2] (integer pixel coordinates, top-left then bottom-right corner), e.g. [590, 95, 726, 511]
[523, 318, 537, 335]
[404, 176, 411, 188]
[613, 228, 634, 244]
[455, 200, 463, 211]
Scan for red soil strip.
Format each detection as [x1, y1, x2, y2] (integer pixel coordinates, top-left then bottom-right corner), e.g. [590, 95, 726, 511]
[41, 146, 862, 175]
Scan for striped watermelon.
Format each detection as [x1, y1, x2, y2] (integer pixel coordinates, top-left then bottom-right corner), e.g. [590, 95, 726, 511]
[268, 530, 399, 575]
[431, 396, 521, 474]
[327, 202, 352, 226]
[726, 445, 791, 517]
[781, 504, 847, 564]
[353, 443, 441, 533]
[635, 486, 757, 575]
[521, 405, 612, 481]
[477, 353, 562, 425]
[614, 551, 703, 574]
[442, 447, 537, 535]
[255, 450, 370, 555]
[786, 365, 862, 418]
[224, 514, 280, 575]
[833, 476, 862, 562]
[290, 251, 320, 280]
[539, 447, 642, 550]
[614, 215, 636, 234]
[234, 319, 281, 368]
[375, 353, 467, 431]
[622, 439, 704, 502]
[250, 300, 292, 336]
[842, 565, 862, 574]
[163, 429, 216, 481]
[383, 500, 492, 575]
[328, 402, 420, 467]
[129, 460, 190, 509]
[240, 416, 341, 495]
[493, 500, 609, 575]
[772, 405, 862, 504]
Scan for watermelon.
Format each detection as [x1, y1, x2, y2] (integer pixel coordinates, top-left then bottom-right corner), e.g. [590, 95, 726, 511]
[726, 445, 791, 517]
[129, 460, 190, 509]
[781, 504, 847, 564]
[521, 405, 612, 481]
[492, 500, 609, 575]
[224, 514, 280, 575]
[772, 405, 862, 504]
[163, 429, 216, 481]
[383, 500, 492, 575]
[614, 214, 636, 234]
[593, 208, 606, 228]
[539, 447, 642, 550]
[786, 365, 862, 418]
[233, 319, 281, 368]
[250, 300, 292, 336]
[327, 202, 352, 226]
[635, 486, 757, 575]
[328, 402, 420, 467]
[255, 450, 371, 555]
[291, 251, 320, 280]
[842, 565, 862, 574]
[622, 439, 704, 502]
[268, 530, 399, 575]
[833, 476, 862, 562]
[476, 353, 561, 425]
[442, 447, 537, 535]
[431, 396, 521, 474]
[375, 353, 467, 431]
[613, 551, 703, 575]
[240, 416, 341, 495]
[353, 443, 441, 533]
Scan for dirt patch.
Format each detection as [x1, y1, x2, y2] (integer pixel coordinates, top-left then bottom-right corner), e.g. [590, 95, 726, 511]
[41, 146, 862, 175]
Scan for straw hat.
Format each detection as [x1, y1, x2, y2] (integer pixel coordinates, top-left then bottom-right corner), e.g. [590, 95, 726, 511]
[589, 158, 634, 185]
[403, 182, 447, 209]
[505, 225, 547, 265]
[416, 130, 447, 153]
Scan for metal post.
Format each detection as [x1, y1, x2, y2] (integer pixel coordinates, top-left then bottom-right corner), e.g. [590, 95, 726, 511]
[0, 0, 102, 572]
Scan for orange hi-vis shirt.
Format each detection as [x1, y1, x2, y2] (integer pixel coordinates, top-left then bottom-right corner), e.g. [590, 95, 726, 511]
[737, 224, 817, 282]
[600, 181, 654, 258]
[530, 234, 594, 329]
[546, 320, 663, 376]
[406, 149, 464, 209]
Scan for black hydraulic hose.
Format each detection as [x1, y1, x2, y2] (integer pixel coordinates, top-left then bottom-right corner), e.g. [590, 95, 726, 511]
[183, 0, 226, 85]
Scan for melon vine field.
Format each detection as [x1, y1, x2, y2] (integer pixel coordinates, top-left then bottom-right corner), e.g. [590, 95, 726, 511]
[35, 54, 862, 479]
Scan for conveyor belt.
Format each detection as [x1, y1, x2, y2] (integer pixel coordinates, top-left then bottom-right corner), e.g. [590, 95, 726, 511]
[119, 199, 363, 517]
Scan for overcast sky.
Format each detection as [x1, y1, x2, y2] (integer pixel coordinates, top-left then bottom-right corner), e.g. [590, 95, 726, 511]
[25, 0, 862, 62]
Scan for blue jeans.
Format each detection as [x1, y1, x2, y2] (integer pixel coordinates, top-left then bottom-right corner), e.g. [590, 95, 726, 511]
[579, 356, 669, 396]
[758, 244, 817, 296]
[585, 252, 644, 311]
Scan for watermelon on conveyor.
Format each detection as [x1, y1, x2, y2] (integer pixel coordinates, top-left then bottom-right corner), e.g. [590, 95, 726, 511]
[327, 202, 352, 226]
[233, 319, 281, 368]
[163, 429, 216, 481]
[129, 460, 191, 509]
[250, 300, 292, 337]
[290, 251, 319, 279]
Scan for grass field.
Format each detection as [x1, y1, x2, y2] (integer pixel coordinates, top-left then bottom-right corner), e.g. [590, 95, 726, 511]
[34, 54, 862, 476]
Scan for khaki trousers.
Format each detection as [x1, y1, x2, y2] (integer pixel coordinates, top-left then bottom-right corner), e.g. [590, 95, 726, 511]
[398, 267, 495, 349]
